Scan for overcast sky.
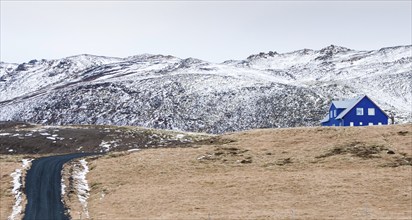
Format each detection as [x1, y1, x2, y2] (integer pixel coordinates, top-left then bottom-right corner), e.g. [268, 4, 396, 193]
[1, 1, 411, 63]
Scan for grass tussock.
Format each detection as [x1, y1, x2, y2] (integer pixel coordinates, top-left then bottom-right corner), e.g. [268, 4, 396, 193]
[397, 130, 409, 136]
[316, 142, 390, 159]
[197, 146, 252, 164]
[383, 157, 412, 167]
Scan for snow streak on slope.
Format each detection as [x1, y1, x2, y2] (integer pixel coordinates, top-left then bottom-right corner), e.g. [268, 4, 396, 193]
[0, 45, 411, 133]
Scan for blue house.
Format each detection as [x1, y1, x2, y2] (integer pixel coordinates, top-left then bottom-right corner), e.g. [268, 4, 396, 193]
[320, 95, 389, 126]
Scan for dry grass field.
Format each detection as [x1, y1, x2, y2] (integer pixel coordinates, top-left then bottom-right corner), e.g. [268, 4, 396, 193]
[0, 156, 21, 219]
[85, 124, 412, 219]
[0, 154, 37, 220]
[0, 124, 411, 219]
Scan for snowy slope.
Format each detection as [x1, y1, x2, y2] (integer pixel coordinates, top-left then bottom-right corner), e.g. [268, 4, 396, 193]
[0, 55, 124, 102]
[0, 45, 410, 133]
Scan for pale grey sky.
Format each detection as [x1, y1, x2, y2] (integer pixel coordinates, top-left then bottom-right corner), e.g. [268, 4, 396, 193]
[1, 1, 411, 63]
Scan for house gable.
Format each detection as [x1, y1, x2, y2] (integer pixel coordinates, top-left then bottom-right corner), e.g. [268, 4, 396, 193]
[338, 96, 388, 126]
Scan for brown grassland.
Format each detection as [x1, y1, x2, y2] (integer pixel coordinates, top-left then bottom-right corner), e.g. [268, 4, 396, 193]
[85, 124, 411, 219]
[0, 124, 411, 219]
[0, 154, 38, 220]
[0, 155, 22, 219]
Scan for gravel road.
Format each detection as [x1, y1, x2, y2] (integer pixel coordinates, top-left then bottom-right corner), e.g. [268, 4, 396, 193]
[23, 153, 94, 220]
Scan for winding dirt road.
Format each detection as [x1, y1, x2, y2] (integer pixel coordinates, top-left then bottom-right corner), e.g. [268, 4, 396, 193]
[23, 153, 94, 220]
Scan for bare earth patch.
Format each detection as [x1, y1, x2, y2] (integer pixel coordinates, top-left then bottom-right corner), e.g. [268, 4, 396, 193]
[85, 124, 412, 219]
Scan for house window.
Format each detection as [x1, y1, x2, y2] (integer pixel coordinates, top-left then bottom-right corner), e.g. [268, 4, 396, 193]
[368, 122, 373, 126]
[334, 110, 336, 117]
[330, 111, 333, 118]
[356, 108, 364, 116]
[378, 122, 382, 125]
[359, 122, 363, 126]
[350, 122, 354, 126]
[368, 108, 375, 116]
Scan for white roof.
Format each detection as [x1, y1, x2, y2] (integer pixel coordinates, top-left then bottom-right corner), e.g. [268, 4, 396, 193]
[335, 95, 365, 119]
[331, 98, 359, 109]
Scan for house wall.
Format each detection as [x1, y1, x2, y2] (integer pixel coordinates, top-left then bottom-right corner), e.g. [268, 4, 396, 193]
[321, 104, 343, 126]
[342, 97, 388, 126]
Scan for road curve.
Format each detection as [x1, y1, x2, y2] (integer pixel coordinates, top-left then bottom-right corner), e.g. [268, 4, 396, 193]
[23, 153, 95, 220]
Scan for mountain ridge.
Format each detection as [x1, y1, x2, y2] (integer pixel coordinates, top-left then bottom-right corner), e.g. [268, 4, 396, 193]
[0, 45, 411, 133]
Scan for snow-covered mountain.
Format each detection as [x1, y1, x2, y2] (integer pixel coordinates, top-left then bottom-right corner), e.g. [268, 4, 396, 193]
[0, 45, 411, 133]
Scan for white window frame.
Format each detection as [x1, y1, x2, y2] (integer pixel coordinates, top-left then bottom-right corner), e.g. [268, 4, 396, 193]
[359, 122, 363, 126]
[356, 108, 364, 116]
[368, 108, 375, 116]
[378, 122, 382, 125]
[368, 122, 373, 126]
[334, 110, 336, 117]
[330, 110, 333, 118]
[350, 122, 354, 126]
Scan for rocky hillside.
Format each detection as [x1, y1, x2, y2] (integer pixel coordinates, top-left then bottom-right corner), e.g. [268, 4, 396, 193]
[0, 45, 411, 133]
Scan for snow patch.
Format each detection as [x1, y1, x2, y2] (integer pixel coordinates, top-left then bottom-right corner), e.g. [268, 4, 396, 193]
[8, 159, 33, 220]
[72, 159, 90, 219]
[61, 179, 66, 197]
[176, 134, 185, 139]
[8, 169, 22, 220]
[99, 141, 111, 152]
[22, 159, 32, 169]
[61, 166, 67, 201]
[99, 140, 118, 152]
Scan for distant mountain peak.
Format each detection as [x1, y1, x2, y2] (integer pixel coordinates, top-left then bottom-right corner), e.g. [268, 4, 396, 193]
[127, 54, 177, 61]
[319, 45, 352, 54]
[67, 53, 101, 58]
[313, 45, 353, 61]
[246, 51, 278, 60]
